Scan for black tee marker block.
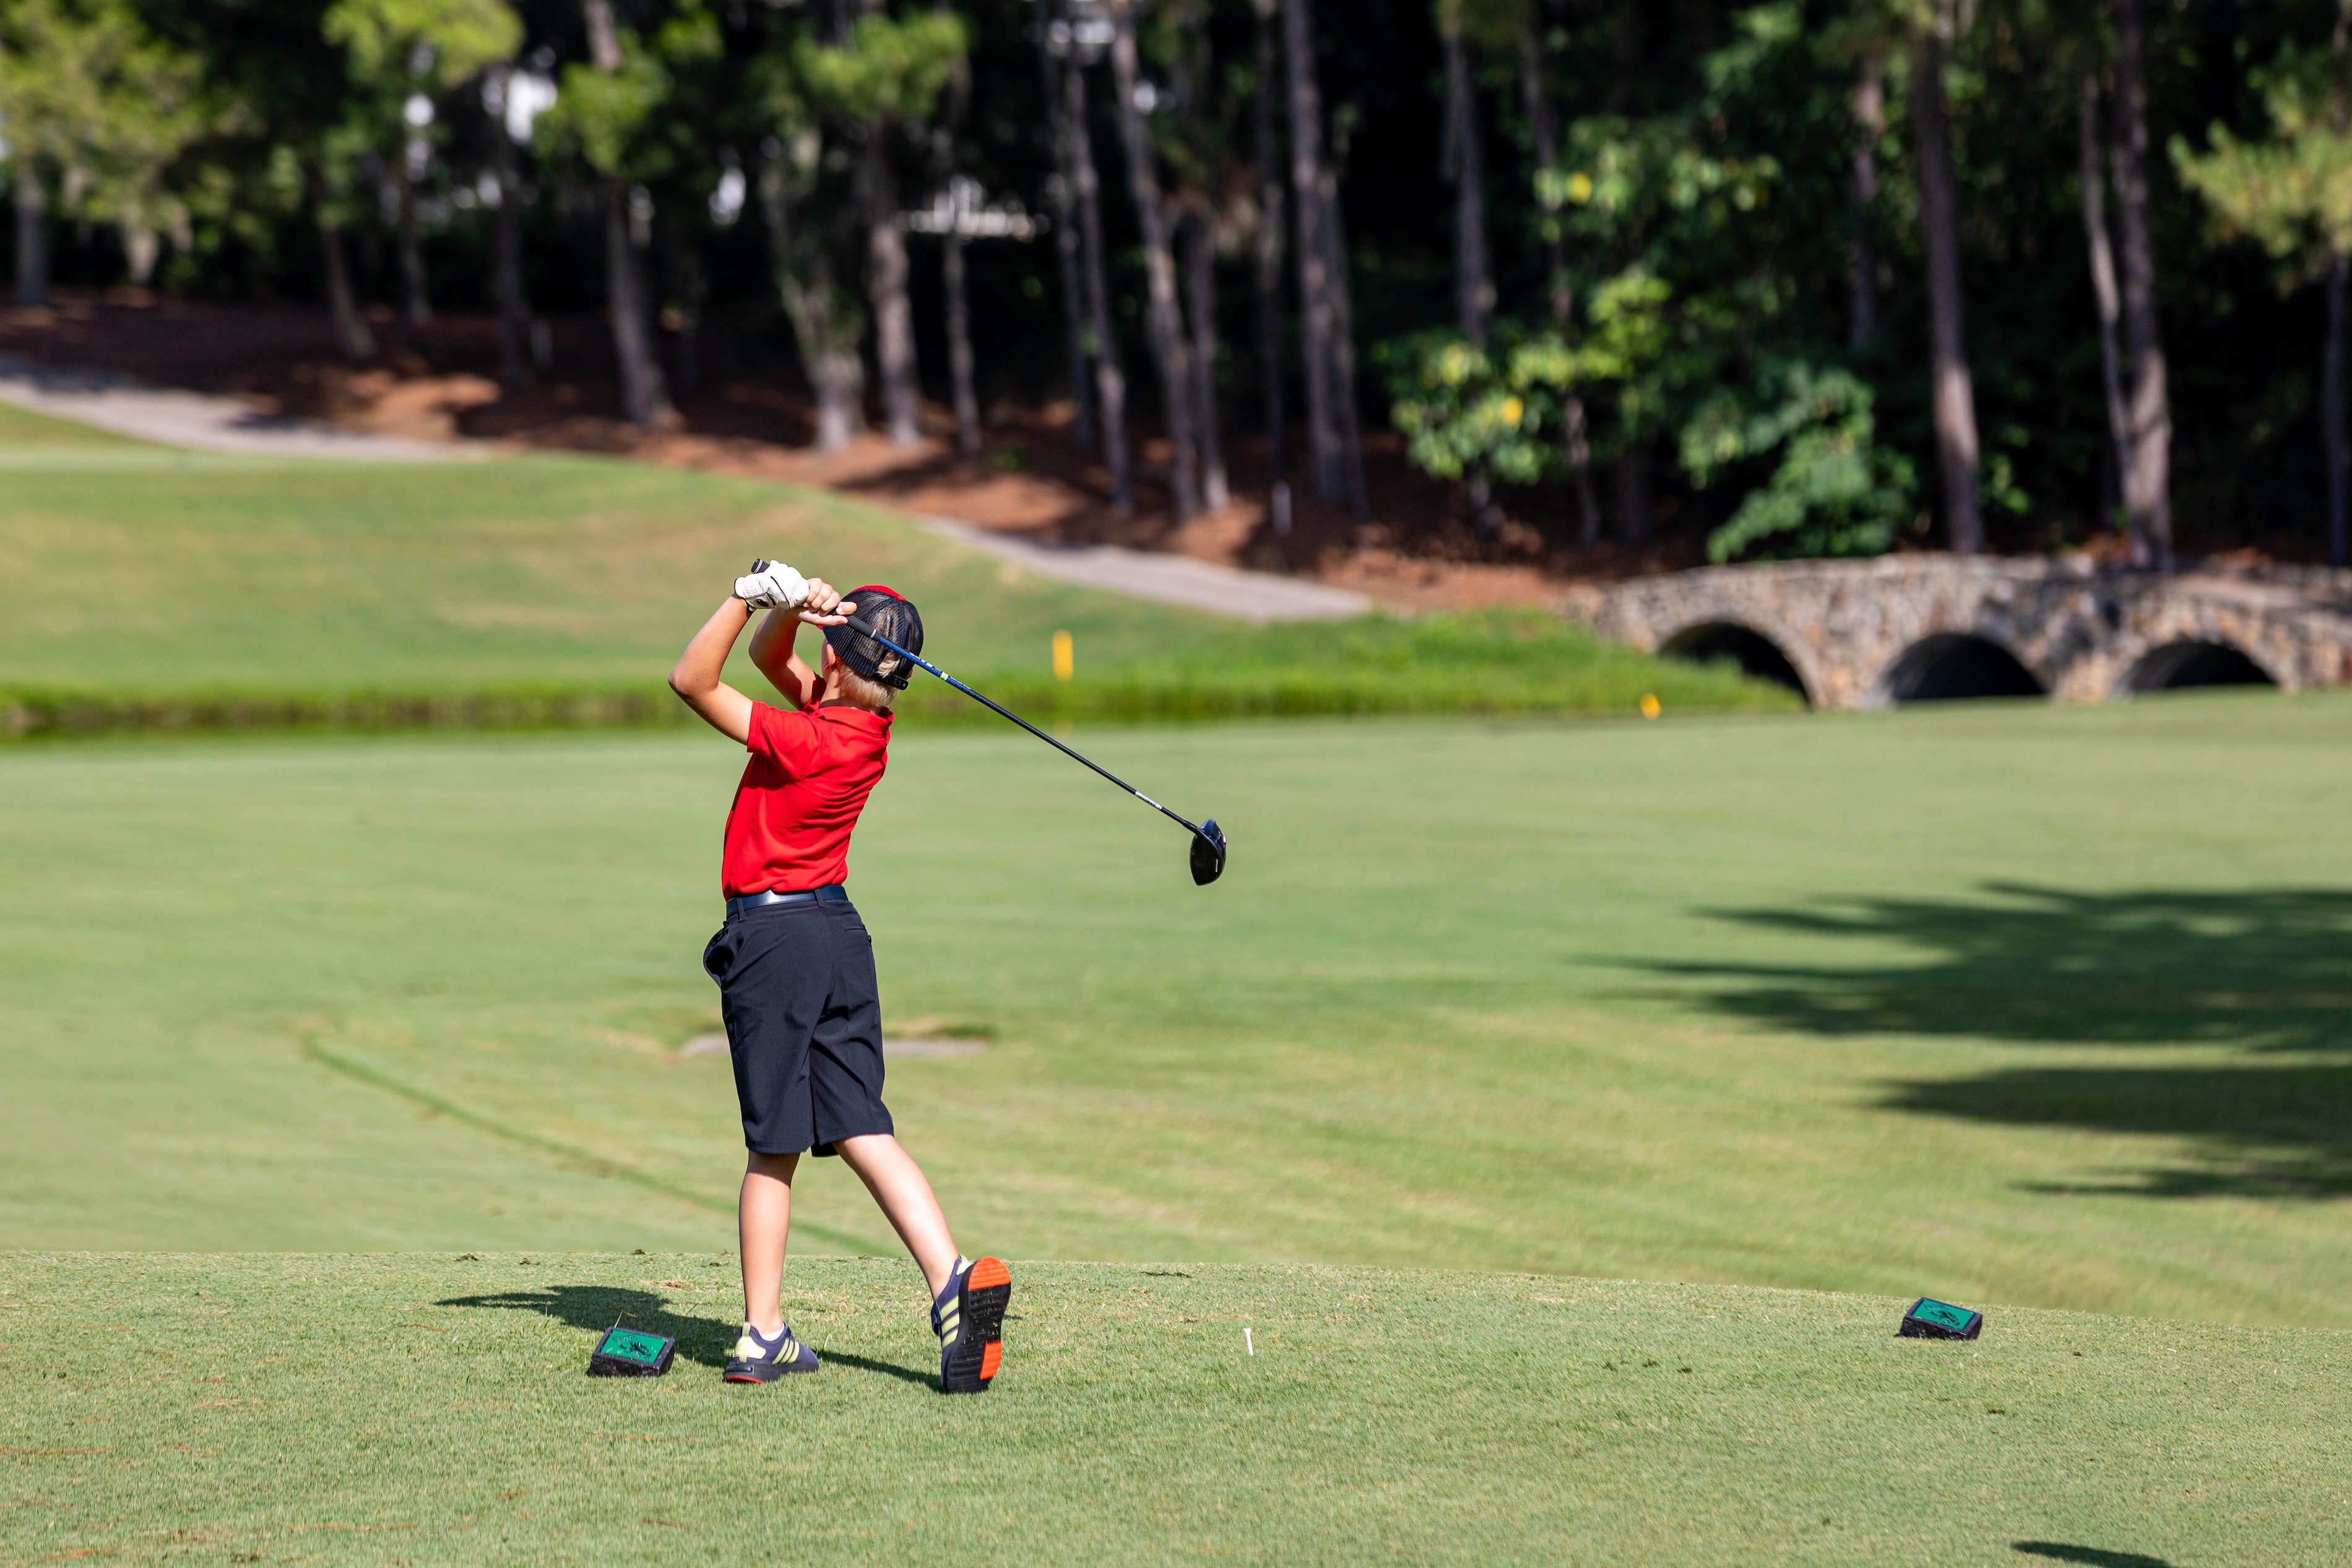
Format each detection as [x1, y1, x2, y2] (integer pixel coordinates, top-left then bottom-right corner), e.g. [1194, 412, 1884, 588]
[589, 1326, 676, 1376]
[1898, 1298, 1984, 1340]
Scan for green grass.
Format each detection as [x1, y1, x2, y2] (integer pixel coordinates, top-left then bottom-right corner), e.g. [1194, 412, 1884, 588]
[0, 424, 1783, 732]
[6, 1254, 2345, 1565]
[0, 397, 153, 450]
[7, 694, 2351, 1330]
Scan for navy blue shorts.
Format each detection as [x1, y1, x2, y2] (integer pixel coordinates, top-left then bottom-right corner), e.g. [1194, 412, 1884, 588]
[701, 897, 894, 1157]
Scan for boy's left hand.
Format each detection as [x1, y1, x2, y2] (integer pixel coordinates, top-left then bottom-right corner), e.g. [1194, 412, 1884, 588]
[797, 578, 852, 627]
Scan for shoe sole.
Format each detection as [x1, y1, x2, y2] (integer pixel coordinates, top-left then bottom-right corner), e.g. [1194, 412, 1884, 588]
[941, 1257, 1011, 1395]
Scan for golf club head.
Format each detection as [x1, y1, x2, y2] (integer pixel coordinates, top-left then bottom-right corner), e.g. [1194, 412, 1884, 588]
[1190, 819, 1227, 886]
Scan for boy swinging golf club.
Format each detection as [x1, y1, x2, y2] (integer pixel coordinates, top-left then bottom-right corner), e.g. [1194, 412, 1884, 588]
[669, 561, 1011, 1395]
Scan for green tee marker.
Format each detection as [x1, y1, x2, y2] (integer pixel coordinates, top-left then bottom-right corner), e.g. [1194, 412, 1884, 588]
[1898, 1298, 1984, 1340]
[589, 1326, 677, 1377]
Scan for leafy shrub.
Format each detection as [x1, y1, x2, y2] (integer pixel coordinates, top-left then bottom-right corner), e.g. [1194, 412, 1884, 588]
[1680, 363, 1917, 562]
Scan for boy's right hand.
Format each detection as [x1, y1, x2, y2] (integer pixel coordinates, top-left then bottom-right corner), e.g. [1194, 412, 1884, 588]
[735, 559, 810, 611]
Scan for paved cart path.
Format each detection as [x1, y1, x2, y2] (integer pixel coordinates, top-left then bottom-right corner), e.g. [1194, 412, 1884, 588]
[0, 353, 1375, 621]
[917, 514, 1373, 622]
[0, 354, 480, 460]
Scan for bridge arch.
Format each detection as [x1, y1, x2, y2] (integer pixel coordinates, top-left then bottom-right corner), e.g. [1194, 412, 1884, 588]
[1873, 633, 2046, 705]
[1659, 621, 1812, 704]
[2119, 639, 2276, 697]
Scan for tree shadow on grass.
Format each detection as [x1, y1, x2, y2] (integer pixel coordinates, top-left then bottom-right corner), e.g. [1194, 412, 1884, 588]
[1651, 885, 2352, 1195]
[435, 1286, 938, 1384]
[2013, 1544, 2173, 1567]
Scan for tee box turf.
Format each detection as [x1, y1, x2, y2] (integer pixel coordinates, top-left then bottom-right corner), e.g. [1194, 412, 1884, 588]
[1899, 1298, 1984, 1340]
[589, 1326, 676, 1377]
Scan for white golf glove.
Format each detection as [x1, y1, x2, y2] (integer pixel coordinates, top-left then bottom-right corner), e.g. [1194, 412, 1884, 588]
[734, 559, 810, 612]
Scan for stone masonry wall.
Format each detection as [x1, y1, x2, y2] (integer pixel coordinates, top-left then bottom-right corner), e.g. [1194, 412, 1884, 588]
[1555, 556, 2352, 709]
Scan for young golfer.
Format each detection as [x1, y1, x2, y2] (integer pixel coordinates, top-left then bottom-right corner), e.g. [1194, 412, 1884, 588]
[668, 559, 1010, 1395]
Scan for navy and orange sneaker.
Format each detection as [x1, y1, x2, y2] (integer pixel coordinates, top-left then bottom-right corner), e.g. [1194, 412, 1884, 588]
[724, 1320, 819, 1384]
[931, 1256, 1011, 1395]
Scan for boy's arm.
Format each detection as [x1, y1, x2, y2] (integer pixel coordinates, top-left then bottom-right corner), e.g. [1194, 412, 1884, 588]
[749, 577, 852, 710]
[669, 597, 759, 744]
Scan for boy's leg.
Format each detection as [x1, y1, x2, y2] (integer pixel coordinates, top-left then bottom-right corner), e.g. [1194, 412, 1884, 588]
[836, 1133, 1011, 1394]
[739, 1149, 800, 1335]
[832, 1134, 956, 1295]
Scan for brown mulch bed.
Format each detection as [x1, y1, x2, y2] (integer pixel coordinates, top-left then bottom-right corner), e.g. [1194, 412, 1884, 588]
[0, 291, 1716, 613]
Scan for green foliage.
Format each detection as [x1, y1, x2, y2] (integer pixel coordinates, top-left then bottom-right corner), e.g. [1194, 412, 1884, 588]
[1682, 362, 1917, 561]
[321, 0, 520, 91]
[548, 44, 670, 178]
[2174, 44, 2352, 278]
[793, 11, 966, 127]
[0, 0, 209, 237]
[1382, 333, 1551, 485]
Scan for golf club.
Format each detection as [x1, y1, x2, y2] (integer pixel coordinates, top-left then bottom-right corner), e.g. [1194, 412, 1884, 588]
[824, 593, 1227, 885]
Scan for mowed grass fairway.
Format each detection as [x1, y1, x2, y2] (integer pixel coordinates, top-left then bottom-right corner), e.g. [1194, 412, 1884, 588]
[6, 400, 2351, 1559]
[9, 699, 2352, 1325]
[7, 1256, 2349, 1566]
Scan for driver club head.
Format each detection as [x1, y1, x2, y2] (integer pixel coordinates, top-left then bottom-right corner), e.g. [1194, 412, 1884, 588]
[1190, 819, 1227, 886]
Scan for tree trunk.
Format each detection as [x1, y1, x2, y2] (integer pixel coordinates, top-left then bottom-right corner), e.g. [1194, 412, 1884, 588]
[2107, 0, 2172, 567]
[1107, 0, 1201, 523]
[581, 0, 670, 429]
[667, 226, 704, 403]
[2327, 251, 2348, 568]
[862, 137, 922, 447]
[944, 230, 980, 454]
[602, 181, 670, 428]
[1253, 0, 1288, 499]
[2327, 5, 2352, 568]
[1909, 28, 1983, 554]
[1849, 53, 1883, 348]
[397, 147, 431, 325]
[1061, 46, 1133, 510]
[759, 153, 863, 452]
[1321, 140, 1368, 521]
[124, 224, 160, 286]
[318, 208, 377, 363]
[1440, 7, 1493, 347]
[1281, 0, 1344, 507]
[2078, 75, 2131, 536]
[488, 68, 534, 396]
[1038, 15, 1095, 452]
[1518, 4, 1599, 542]
[1180, 211, 1229, 511]
[14, 162, 48, 308]
[1282, 0, 1365, 516]
[1615, 433, 1651, 545]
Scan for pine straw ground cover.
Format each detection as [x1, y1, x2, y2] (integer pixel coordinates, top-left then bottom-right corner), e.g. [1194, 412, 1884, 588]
[4, 1254, 2347, 1565]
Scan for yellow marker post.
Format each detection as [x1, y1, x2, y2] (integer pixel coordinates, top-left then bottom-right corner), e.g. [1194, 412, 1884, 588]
[1052, 629, 1074, 681]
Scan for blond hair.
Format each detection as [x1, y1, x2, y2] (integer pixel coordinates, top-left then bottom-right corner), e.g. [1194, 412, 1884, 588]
[833, 664, 897, 712]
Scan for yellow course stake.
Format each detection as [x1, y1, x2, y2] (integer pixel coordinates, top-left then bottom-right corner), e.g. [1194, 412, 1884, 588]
[1052, 629, 1075, 681]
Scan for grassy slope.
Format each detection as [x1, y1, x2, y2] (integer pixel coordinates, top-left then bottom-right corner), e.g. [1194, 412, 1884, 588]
[0, 412, 1781, 720]
[7, 696, 2351, 1327]
[5, 1254, 2348, 1566]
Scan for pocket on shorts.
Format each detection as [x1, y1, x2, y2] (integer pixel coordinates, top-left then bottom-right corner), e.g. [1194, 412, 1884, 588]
[701, 925, 735, 984]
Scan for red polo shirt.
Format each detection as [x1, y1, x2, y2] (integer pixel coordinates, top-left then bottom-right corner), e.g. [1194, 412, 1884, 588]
[721, 702, 894, 897]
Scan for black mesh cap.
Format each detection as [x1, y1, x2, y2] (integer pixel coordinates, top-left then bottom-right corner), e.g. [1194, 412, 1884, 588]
[824, 585, 925, 689]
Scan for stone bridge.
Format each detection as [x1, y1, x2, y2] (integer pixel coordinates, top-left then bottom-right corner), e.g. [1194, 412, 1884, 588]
[1556, 556, 2352, 709]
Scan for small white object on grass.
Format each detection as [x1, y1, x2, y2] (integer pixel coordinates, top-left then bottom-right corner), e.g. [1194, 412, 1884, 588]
[1244, 1327, 1253, 1356]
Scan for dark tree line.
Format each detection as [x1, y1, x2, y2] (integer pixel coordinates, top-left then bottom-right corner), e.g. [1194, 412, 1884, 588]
[6, 0, 2352, 564]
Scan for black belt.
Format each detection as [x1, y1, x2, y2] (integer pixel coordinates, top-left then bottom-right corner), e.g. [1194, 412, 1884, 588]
[725, 884, 848, 918]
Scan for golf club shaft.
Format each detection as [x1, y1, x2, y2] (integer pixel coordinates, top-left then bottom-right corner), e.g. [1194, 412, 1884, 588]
[845, 616, 1204, 837]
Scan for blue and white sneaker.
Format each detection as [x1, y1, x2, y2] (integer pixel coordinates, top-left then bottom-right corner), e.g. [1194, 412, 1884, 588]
[931, 1256, 1011, 1395]
[724, 1320, 819, 1384]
